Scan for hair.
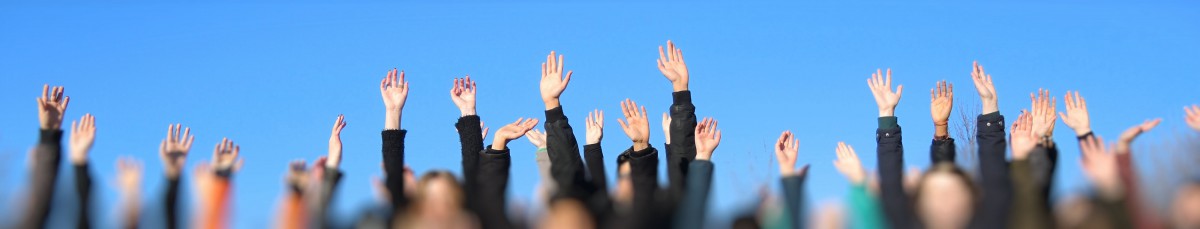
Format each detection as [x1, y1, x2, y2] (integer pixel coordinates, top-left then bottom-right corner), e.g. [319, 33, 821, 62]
[414, 170, 464, 206]
[912, 162, 980, 208]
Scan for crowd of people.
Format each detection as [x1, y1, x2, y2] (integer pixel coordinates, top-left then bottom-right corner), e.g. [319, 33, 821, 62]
[10, 40, 1200, 229]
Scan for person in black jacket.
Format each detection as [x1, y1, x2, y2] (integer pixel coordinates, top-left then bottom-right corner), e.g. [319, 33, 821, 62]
[158, 123, 195, 229]
[20, 85, 69, 229]
[69, 113, 97, 229]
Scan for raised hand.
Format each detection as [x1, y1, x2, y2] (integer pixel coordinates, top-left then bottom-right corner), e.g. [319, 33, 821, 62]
[327, 114, 348, 169]
[212, 138, 243, 175]
[524, 129, 546, 149]
[970, 61, 999, 114]
[380, 68, 409, 130]
[694, 117, 721, 161]
[1115, 119, 1161, 155]
[774, 131, 802, 176]
[1079, 135, 1122, 199]
[617, 99, 650, 151]
[867, 69, 903, 117]
[37, 84, 70, 130]
[115, 157, 143, 227]
[1185, 105, 1200, 132]
[159, 124, 194, 178]
[1030, 89, 1057, 138]
[1059, 91, 1091, 136]
[661, 113, 672, 143]
[930, 80, 954, 125]
[585, 110, 604, 145]
[833, 142, 865, 184]
[657, 40, 689, 92]
[540, 51, 572, 109]
[1010, 111, 1038, 160]
[491, 118, 539, 151]
[450, 76, 478, 117]
[69, 113, 96, 164]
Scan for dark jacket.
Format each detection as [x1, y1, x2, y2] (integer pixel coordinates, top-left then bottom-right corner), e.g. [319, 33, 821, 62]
[75, 162, 93, 229]
[382, 129, 410, 211]
[674, 160, 714, 229]
[972, 112, 1012, 229]
[544, 106, 619, 228]
[782, 172, 808, 229]
[875, 116, 913, 229]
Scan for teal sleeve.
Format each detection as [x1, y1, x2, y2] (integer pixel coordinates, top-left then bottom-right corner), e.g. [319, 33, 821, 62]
[848, 184, 887, 229]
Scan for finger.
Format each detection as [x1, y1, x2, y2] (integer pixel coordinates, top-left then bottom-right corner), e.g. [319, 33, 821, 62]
[895, 85, 904, 97]
[563, 71, 572, 87]
[885, 68, 892, 88]
[617, 119, 629, 132]
[658, 45, 667, 63]
[41, 84, 49, 101]
[557, 54, 564, 76]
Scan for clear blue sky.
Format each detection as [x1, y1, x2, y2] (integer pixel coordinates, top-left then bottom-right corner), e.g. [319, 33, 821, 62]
[1, 1, 1198, 228]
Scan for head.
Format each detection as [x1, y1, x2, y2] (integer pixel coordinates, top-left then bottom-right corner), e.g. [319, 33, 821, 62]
[613, 155, 633, 204]
[913, 163, 977, 229]
[539, 197, 595, 229]
[1172, 182, 1200, 229]
[414, 170, 464, 218]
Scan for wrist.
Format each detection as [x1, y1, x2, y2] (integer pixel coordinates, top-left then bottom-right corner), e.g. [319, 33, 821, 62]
[695, 152, 712, 161]
[672, 83, 688, 92]
[934, 122, 949, 138]
[385, 111, 401, 130]
[879, 108, 895, 117]
[71, 153, 87, 165]
[460, 108, 476, 117]
[491, 138, 509, 151]
[1074, 127, 1092, 137]
[632, 141, 649, 151]
[543, 98, 560, 110]
[982, 102, 999, 114]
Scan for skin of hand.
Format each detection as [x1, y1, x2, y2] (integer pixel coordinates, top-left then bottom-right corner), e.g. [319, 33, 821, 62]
[115, 157, 143, 226]
[661, 113, 671, 143]
[212, 138, 244, 174]
[774, 130, 802, 176]
[37, 84, 70, 130]
[1185, 105, 1200, 132]
[491, 118, 540, 151]
[833, 142, 866, 185]
[1010, 111, 1038, 160]
[1115, 118, 1161, 155]
[930, 80, 953, 138]
[617, 99, 651, 151]
[159, 124, 195, 178]
[327, 114, 347, 169]
[1059, 91, 1092, 136]
[1030, 89, 1058, 138]
[285, 160, 309, 192]
[657, 40, 689, 92]
[694, 117, 721, 161]
[380, 68, 409, 130]
[525, 129, 547, 149]
[540, 51, 573, 110]
[867, 68, 903, 117]
[449, 76, 478, 117]
[1079, 135, 1123, 200]
[69, 113, 96, 165]
[970, 61, 999, 114]
[585, 110, 604, 145]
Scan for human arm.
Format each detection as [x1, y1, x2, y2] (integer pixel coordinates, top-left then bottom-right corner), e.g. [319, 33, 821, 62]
[21, 85, 69, 229]
[674, 118, 720, 229]
[929, 81, 957, 163]
[381, 68, 411, 210]
[159, 124, 194, 229]
[868, 69, 913, 229]
[774, 131, 808, 229]
[70, 113, 97, 229]
[116, 157, 144, 229]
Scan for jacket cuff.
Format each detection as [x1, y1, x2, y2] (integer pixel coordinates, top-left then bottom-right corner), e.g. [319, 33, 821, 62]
[545, 106, 567, 123]
[39, 129, 63, 145]
[931, 138, 956, 163]
[456, 115, 481, 129]
[629, 146, 657, 158]
[690, 159, 714, 170]
[876, 125, 902, 143]
[382, 129, 407, 142]
[977, 112, 1006, 133]
[484, 146, 511, 155]
[1077, 131, 1094, 140]
[672, 90, 693, 105]
[877, 116, 898, 129]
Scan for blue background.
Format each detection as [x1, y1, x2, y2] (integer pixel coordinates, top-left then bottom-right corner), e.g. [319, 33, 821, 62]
[1, 1, 1198, 228]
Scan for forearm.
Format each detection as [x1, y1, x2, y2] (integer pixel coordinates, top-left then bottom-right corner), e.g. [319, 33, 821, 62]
[381, 129, 408, 209]
[75, 163, 93, 229]
[847, 184, 886, 229]
[674, 160, 714, 229]
[1009, 159, 1053, 229]
[164, 176, 181, 229]
[975, 112, 1013, 227]
[584, 144, 609, 192]
[781, 173, 807, 229]
[668, 91, 698, 200]
[875, 116, 911, 229]
[477, 148, 513, 228]
[21, 129, 63, 229]
[309, 169, 343, 228]
[384, 109, 401, 130]
[929, 138, 956, 163]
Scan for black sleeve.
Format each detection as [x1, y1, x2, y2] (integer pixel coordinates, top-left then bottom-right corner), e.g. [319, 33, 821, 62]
[455, 115, 484, 214]
[1029, 142, 1059, 214]
[876, 116, 914, 229]
[974, 112, 1012, 229]
[545, 106, 589, 199]
[75, 163, 93, 229]
[673, 160, 714, 229]
[667, 91, 698, 203]
[164, 176, 181, 229]
[930, 138, 956, 163]
[1009, 159, 1054, 229]
[382, 129, 409, 210]
[625, 146, 660, 229]
[20, 129, 62, 229]
[477, 147, 513, 229]
[584, 144, 610, 197]
[781, 172, 808, 229]
[310, 168, 344, 229]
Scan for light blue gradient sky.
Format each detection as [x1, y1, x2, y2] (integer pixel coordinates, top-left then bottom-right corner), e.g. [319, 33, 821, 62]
[1, 1, 1198, 228]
